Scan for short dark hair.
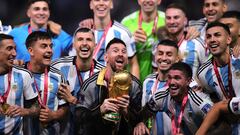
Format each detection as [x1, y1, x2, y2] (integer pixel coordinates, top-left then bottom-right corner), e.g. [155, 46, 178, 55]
[27, 0, 50, 8]
[157, 39, 178, 50]
[26, 31, 51, 48]
[221, 11, 240, 22]
[166, 3, 187, 16]
[73, 27, 94, 38]
[169, 62, 193, 79]
[106, 38, 126, 51]
[0, 34, 14, 43]
[206, 21, 230, 35]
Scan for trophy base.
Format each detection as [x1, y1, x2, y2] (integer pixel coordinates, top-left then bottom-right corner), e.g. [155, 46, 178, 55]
[2, 103, 10, 113]
[103, 112, 120, 123]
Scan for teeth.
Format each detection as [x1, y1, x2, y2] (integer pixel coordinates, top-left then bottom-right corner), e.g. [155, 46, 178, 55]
[81, 47, 89, 51]
[210, 44, 218, 48]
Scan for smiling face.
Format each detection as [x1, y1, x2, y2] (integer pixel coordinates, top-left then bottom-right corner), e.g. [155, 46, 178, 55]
[104, 43, 128, 72]
[0, 39, 16, 69]
[73, 31, 95, 61]
[165, 8, 187, 36]
[219, 18, 240, 46]
[27, 1, 50, 27]
[90, 0, 113, 19]
[28, 39, 53, 67]
[205, 26, 231, 57]
[155, 45, 178, 72]
[138, 0, 161, 14]
[167, 69, 190, 98]
[203, 0, 227, 23]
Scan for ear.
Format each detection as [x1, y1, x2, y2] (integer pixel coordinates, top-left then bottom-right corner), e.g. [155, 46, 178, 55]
[104, 53, 108, 62]
[222, 3, 228, 13]
[226, 35, 232, 46]
[184, 16, 188, 26]
[27, 8, 31, 18]
[28, 47, 34, 56]
[90, 0, 93, 10]
[110, 0, 113, 9]
[157, 0, 161, 5]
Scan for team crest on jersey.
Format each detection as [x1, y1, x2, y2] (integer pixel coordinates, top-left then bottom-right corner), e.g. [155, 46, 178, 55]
[11, 83, 18, 91]
[49, 83, 53, 91]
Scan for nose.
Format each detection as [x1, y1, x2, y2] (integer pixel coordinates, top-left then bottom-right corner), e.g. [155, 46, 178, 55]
[46, 46, 53, 53]
[12, 49, 17, 57]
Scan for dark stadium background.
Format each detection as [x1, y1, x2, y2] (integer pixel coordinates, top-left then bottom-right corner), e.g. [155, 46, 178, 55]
[1, 0, 239, 34]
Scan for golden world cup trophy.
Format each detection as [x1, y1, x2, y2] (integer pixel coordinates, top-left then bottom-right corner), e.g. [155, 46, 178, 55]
[103, 70, 132, 123]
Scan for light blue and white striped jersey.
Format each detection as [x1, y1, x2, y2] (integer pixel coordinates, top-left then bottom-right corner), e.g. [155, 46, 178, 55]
[51, 56, 104, 135]
[189, 18, 208, 40]
[142, 73, 171, 135]
[69, 21, 136, 65]
[51, 56, 104, 98]
[0, 65, 37, 135]
[147, 88, 213, 135]
[197, 55, 240, 100]
[32, 66, 67, 110]
[30, 66, 67, 135]
[179, 38, 208, 78]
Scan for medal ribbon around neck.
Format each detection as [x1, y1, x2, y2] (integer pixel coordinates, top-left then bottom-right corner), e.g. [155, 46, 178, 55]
[0, 70, 12, 104]
[171, 94, 188, 135]
[213, 57, 235, 99]
[92, 21, 112, 59]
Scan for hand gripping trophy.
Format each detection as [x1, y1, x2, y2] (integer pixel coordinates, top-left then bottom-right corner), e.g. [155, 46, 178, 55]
[103, 70, 132, 123]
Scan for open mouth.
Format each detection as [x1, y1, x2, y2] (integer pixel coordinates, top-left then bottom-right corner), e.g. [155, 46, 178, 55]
[209, 44, 219, 49]
[43, 54, 52, 60]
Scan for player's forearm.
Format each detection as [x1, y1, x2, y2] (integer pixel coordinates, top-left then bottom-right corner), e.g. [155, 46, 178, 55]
[129, 56, 139, 79]
[196, 101, 228, 135]
[51, 105, 68, 120]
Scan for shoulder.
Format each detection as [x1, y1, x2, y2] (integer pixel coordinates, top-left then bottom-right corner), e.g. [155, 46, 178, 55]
[189, 18, 207, 27]
[154, 88, 169, 101]
[112, 21, 132, 37]
[121, 11, 139, 23]
[188, 89, 204, 106]
[10, 25, 27, 34]
[197, 58, 212, 76]
[81, 72, 99, 91]
[94, 59, 105, 70]
[12, 65, 33, 78]
[51, 56, 74, 66]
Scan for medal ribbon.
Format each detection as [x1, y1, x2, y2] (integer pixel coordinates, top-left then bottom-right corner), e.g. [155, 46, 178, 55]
[0, 70, 12, 104]
[75, 60, 95, 85]
[151, 74, 168, 94]
[27, 64, 48, 107]
[213, 57, 235, 99]
[138, 10, 159, 35]
[177, 34, 185, 47]
[92, 21, 112, 59]
[171, 94, 188, 135]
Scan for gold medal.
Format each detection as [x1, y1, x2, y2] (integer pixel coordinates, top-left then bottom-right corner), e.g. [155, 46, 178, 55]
[2, 103, 10, 113]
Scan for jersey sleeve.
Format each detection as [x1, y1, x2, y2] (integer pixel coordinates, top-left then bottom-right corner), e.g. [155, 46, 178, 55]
[147, 89, 168, 113]
[23, 72, 38, 100]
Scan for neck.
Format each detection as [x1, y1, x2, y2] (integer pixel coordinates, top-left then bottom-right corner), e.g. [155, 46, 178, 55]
[157, 69, 168, 81]
[141, 9, 158, 23]
[0, 66, 10, 75]
[76, 57, 92, 72]
[174, 90, 188, 103]
[94, 15, 111, 30]
[29, 61, 46, 73]
[30, 21, 47, 30]
[104, 67, 113, 82]
[176, 31, 185, 42]
[213, 50, 230, 67]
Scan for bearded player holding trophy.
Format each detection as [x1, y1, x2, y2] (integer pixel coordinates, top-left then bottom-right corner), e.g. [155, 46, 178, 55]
[75, 38, 142, 135]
